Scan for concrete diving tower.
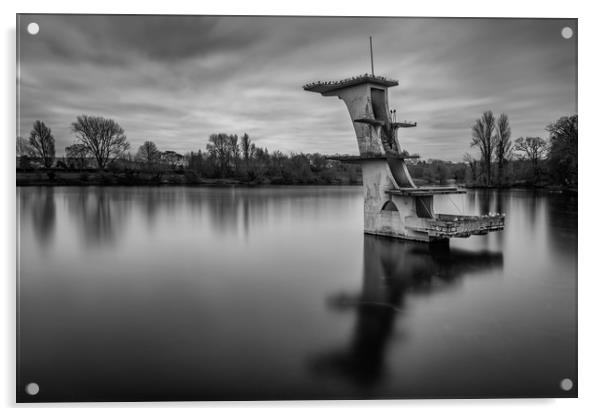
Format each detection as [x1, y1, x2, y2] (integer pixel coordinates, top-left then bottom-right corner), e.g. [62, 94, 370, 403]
[303, 73, 504, 242]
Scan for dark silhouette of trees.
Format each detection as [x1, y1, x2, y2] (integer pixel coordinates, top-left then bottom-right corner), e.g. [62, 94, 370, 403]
[514, 137, 548, 182]
[471, 111, 496, 186]
[174, 133, 360, 185]
[433, 161, 450, 185]
[16, 136, 32, 157]
[206, 133, 229, 177]
[28, 120, 56, 168]
[187, 150, 204, 174]
[241, 133, 251, 163]
[463, 153, 479, 184]
[206, 133, 241, 177]
[136, 141, 161, 166]
[547, 115, 577, 186]
[65, 143, 90, 169]
[230, 134, 240, 173]
[405, 159, 463, 186]
[495, 113, 512, 185]
[71, 115, 130, 169]
[16, 136, 34, 169]
[17, 112, 577, 189]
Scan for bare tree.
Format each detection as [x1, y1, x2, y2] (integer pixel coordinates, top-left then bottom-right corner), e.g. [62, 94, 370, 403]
[16, 136, 33, 157]
[136, 141, 161, 166]
[471, 111, 496, 186]
[16, 136, 34, 169]
[28, 120, 56, 168]
[65, 143, 90, 169]
[206, 133, 240, 177]
[463, 153, 479, 183]
[514, 136, 548, 181]
[207, 133, 230, 177]
[547, 115, 577, 186]
[494, 113, 512, 186]
[229, 134, 240, 173]
[241, 133, 251, 163]
[71, 115, 130, 169]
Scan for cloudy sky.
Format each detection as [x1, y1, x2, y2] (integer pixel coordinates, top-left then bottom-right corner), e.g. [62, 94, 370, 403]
[17, 15, 576, 161]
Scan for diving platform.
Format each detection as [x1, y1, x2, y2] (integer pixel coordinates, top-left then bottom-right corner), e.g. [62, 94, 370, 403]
[328, 154, 420, 163]
[392, 121, 417, 128]
[303, 74, 398, 94]
[303, 69, 505, 243]
[404, 214, 505, 239]
[353, 118, 417, 129]
[353, 117, 385, 127]
[387, 186, 466, 196]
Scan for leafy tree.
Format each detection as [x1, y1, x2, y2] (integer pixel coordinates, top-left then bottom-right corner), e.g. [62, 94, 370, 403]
[136, 141, 161, 166]
[471, 111, 496, 186]
[28, 120, 56, 168]
[71, 115, 130, 169]
[514, 136, 548, 182]
[495, 113, 512, 185]
[547, 115, 577, 186]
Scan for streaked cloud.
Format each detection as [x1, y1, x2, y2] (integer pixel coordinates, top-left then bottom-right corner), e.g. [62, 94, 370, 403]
[17, 15, 577, 161]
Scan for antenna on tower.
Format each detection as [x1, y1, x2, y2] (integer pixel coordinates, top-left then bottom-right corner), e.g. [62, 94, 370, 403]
[369, 36, 374, 76]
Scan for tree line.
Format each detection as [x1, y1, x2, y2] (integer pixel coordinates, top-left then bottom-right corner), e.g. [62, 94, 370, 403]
[16, 112, 577, 188]
[17, 115, 129, 170]
[16, 115, 362, 185]
[465, 112, 577, 188]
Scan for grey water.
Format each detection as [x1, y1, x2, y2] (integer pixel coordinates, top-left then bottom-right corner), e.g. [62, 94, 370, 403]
[17, 186, 577, 401]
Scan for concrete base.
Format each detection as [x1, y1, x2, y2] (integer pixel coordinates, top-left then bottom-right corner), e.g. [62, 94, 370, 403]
[360, 159, 504, 243]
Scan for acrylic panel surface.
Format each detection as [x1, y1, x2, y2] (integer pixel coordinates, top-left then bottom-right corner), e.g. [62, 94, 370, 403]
[16, 15, 577, 402]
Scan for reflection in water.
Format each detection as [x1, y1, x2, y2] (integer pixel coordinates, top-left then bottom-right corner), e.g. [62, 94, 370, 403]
[24, 187, 356, 247]
[17, 186, 576, 401]
[19, 187, 56, 248]
[313, 235, 503, 386]
[495, 191, 506, 216]
[66, 188, 130, 246]
[206, 190, 243, 234]
[27, 187, 56, 247]
[525, 190, 539, 227]
[546, 190, 578, 255]
[477, 189, 495, 215]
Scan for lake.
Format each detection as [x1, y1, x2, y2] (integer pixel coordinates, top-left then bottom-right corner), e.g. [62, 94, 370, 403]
[16, 186, 577, 401]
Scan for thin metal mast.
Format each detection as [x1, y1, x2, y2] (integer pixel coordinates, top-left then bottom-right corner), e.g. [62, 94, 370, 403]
[369, 36, 374, 75]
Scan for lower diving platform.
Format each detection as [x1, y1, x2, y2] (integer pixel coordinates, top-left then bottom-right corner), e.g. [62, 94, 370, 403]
[404, 213, 505, 239]
[368, 184, 505, 243]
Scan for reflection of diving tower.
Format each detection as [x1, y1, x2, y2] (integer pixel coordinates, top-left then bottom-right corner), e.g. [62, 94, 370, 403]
[303, 73, 504, 242]
[312, 235, 504, 387]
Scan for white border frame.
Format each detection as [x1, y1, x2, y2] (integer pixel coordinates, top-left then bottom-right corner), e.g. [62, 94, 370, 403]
[2, 1, 599, 414]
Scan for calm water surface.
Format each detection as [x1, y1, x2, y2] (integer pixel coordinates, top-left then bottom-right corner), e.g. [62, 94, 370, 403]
[17, 186, 577, 401]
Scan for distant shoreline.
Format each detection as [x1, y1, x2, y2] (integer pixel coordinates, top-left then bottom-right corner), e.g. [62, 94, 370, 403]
[16, 170, 576, 193]
[16, 169, 360, 187]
